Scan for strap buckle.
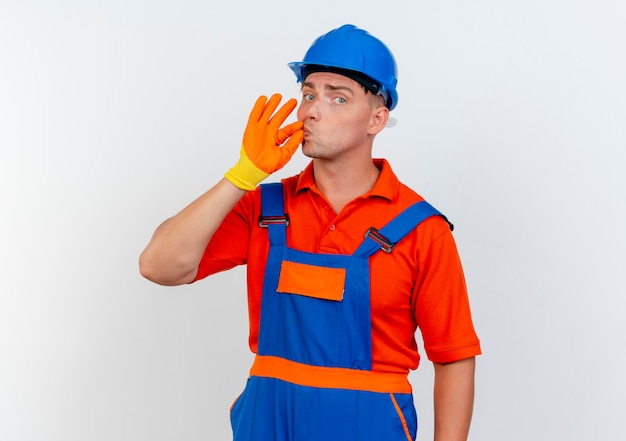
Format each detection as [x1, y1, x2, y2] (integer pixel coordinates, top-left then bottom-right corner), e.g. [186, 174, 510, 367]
[364, 227, 395, 253]
[258, 214, 290, 227]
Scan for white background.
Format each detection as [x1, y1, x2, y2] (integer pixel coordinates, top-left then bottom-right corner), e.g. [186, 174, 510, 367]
[1, 1, 625, 440]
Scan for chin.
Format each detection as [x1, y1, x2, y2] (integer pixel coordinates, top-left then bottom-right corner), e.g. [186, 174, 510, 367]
[302, 140, 332, 160]
[301, 143, 317, 159]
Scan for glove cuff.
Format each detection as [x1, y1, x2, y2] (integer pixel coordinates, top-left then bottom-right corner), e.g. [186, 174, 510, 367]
[224, 148, 270, 191]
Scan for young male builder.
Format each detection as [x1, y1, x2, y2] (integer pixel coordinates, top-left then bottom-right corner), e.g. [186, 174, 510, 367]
[140, 24, 482, 441]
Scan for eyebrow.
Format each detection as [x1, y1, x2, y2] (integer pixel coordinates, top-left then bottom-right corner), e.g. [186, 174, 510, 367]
[302, 81, 356, 95]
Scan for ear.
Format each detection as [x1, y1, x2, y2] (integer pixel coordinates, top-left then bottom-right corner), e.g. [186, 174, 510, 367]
[368, 105, 390, 135]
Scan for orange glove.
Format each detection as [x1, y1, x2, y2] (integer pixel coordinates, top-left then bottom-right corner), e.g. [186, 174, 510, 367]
[224, 94, 304, 191]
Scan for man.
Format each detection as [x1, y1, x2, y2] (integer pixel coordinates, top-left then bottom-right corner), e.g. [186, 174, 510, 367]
[140, 24, 481, 441]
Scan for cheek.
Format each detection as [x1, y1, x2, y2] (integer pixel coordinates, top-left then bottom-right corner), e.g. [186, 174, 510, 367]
[296, 104, 306, 121]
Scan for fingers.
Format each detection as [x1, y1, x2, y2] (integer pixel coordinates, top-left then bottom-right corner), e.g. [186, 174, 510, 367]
[275, 123, 303, 163]
[269, 97, 298, 129]
[278, 130, 304, 162]
[246, 93, 302, 161]
[276, 121, 304, 144]
[248, 95, 268, 125]
[250, 94, 298, 127]
[260, 94, 283, 124]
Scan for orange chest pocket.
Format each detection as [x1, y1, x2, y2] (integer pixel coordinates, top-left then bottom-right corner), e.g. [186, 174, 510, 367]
[276, 260, 346, 301]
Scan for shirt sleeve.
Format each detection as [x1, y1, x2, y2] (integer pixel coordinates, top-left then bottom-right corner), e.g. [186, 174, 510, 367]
[413, 225, 482, 363]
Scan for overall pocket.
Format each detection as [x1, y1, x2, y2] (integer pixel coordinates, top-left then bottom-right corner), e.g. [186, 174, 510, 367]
[277, 260, 346, 301]
[273, 259, 347, 366]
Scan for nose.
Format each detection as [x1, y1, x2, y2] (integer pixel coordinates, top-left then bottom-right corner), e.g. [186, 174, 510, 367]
[297, 98, 320, 122]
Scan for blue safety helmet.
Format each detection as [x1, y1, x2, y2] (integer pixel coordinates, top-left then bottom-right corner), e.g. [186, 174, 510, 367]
[288, 24, 399, 110]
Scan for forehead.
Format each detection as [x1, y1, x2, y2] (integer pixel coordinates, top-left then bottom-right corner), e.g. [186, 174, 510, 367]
[302, 71, 361, 91]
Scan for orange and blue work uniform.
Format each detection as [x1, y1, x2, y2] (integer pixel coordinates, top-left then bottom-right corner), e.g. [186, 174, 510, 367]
[194, 159, 481, 441]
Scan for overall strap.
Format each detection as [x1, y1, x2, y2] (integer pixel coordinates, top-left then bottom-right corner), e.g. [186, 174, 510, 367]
[259, 183, 288, 247]
[354, 201, 452, 258]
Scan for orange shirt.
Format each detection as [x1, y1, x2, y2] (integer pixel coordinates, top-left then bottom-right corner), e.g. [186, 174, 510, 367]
[195, 159, 481, 373]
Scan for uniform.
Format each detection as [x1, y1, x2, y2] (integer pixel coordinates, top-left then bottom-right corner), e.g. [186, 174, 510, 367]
[194, 159, 481, 440]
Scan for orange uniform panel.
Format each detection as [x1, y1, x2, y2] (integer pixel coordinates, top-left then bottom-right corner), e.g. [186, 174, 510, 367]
[277, 261, 346, 301]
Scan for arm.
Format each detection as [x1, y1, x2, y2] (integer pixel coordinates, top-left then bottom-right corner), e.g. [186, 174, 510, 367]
[139, 178, 246, 286]
[139, 94, 303, 286]
[433, 357, 476, 441]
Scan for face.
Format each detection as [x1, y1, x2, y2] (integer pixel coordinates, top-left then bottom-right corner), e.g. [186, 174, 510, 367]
[297, 72, 388, 161]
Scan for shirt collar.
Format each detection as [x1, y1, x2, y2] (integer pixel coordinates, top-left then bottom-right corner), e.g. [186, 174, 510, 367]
[295, 158, 400, 202]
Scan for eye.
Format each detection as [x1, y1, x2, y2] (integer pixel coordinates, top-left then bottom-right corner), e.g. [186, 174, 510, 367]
[333, 96, 347, 104]
[302, 93, 315, 102]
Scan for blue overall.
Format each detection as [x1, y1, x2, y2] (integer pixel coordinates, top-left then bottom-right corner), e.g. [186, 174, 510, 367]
[230, 183, 448, 441]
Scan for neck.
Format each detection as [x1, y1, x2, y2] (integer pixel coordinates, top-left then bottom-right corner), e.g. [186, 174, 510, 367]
[312, 157, 380, 214]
